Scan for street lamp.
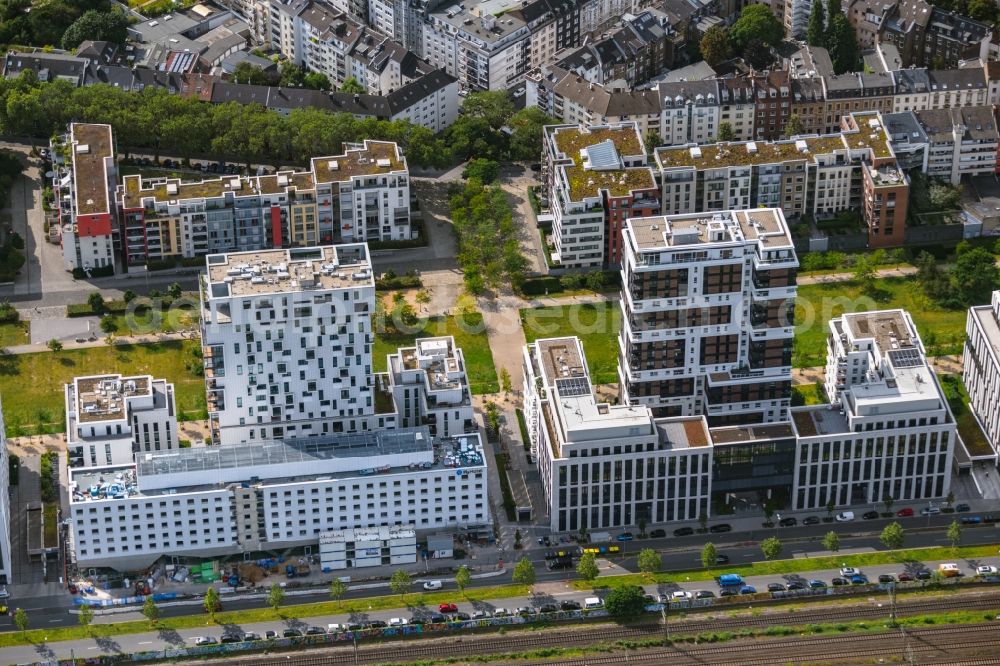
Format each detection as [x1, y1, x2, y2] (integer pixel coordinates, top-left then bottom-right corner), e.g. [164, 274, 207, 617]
[774, 512, 781, 537]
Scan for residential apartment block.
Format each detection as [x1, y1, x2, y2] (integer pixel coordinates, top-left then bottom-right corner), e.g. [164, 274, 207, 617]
[422, 7, 530, 91]
[618, 209, 798, 425]
[385, 336, 476, 438]
[54, 123, 118, 273]
[118, 139, 409, 267]
[523, 336, 712, 532]
[68, 427, 489, 571]
[912, 106, 999, 185]
[791, 310, 956, 509]
[962, 290, 1000, 461]
[65, 374, 178, 468]
[892, 67, 988, 113]
[199, 244, 393, 445]
[881, 0, 991, 68]
[542, 122, 659, 269]
[655, 112, 909, 247]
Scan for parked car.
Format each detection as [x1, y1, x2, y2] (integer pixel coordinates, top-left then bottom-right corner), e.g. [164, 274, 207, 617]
[470, 610, 489, 620]
[423, 580, 443, 590]
[695, 590, 716, 599]
[835, 511, 855, 522]
[739, 585, 756, 595]
[515, 606, 535, 616]
[709, 524, 732, 533]
[878, 574, 896, 583]
[840, 567, 861, 577]
[194, 636, 218, 646]
[243, 632, 261, 641]
[560, 600, 581, 611]
[221, 633, 243, 643]
[616, 532, 634, 542]
[649, 529, 666, 538]
[778, 517, 797, 527]
[282, 629, 303, 638]
[896, 508, 914, 517]
[961, 515, 983, 525]
[67, 583, 78, 595]
[367, 621, 387, 629]
[767, 583, 785, 592]
[920, 506, 940, 516]
[808, 579, 827, 589]
[388, 618, 408, 627]
[803, 516, 821, 525]
[976, 565, 998, 575]
[493, 608, 510, 617]
[850, 574, 869, 585]
[671, 590, 693, 600]
[539, 604, 558, 613]
[897, 572, 914, 582]
[916, 571, 932, 580]
[455, 612, 471, 620]
[673, 527, 694, 537]
[831, 577, 849, 586]
[439, 603, 459, 613]
[862, 511, 879, 520]
[305, 626, 326, 635]
[786, 582, 806, 591]
[955, 503, 971, 512]
[719, 589, 738, 597]
[715, 554, 730, 564]
[264, 630, 278, 640]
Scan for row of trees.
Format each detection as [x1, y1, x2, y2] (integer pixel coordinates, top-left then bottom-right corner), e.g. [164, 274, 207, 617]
[806, 0, 860, 74]
[915, 240, 1000, 308]
[0, 75, 551, 170]
[699, 5, 784, 70]
[0, 0, 128, 52]
[449, 178, 528, 294]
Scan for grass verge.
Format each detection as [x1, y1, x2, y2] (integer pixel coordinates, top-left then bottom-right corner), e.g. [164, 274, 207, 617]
[520, 302, 621, 384]
[515, 409, 530, 452]
[0, 585, 529, 648]
[495, 453, 516, 520]
[0, 321, 28, 347]
[573, 543, 1000, 590]
[373, 313, 499, 394]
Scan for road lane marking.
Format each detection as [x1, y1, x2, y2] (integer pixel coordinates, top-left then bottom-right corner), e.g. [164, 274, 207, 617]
[48, 619, 61, 623]
[138, 641, 152, 645]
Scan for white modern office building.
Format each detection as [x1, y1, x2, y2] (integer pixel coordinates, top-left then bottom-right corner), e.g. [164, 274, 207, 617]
[618, 208, 798, 425]
[385, 336, 476, 438]
[523, 336, 713, 532]
[319, 525, 417, 570]
[790, 310, 956, 510]
[963, 290, 1000, 460]
[68, 427, 488, 571]
[200, 244, 395, 446]
[65, 374, 178, 468]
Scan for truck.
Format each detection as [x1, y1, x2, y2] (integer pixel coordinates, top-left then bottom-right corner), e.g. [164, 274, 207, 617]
[285, 564, 311, 578]
[717, 573, 744, 588]
[588, 531, 611, 544]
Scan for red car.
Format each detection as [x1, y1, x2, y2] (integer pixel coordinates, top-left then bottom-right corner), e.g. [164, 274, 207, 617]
[439, 603, 458, 613]
[68, 584, 78, 595]
[896, 508, 914, 517]
[897, 572, 914, 582]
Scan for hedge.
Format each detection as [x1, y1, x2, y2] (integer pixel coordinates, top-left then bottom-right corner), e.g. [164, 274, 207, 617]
[67, 299, 129, 317]
[71, 265, 115, 279]
[376, 275, 423, 291]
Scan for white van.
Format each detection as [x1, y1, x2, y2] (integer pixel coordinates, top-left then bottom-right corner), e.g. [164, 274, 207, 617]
[835, 511, 855, 522]
[584, 597, 603, 609]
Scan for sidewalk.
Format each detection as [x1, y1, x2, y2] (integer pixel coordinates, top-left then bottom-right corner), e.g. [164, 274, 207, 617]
[2, 329, 194, 354]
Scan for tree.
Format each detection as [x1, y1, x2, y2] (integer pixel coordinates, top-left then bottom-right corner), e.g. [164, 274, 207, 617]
[78, 603, 94, 630]
[500, 367, 513, 394]
[14, 607, 27, 633]
[763, 505, 774, 525]
[509, 107, 556, 161]
[883, 495, 895, 514]
[827, 0, 842, 24]
[455, 565, 471, 594]
[460, 91, 515, 131]
[232, 62, 271, 85]
[390, 569, 411, 598]
[122, 289, 137, 304]
[142, 596, 160, 625]
[514, 528, 523, 549]
[47, 338, 63, 353]
[946, 491, 955, 508]
[967, 0, 998, 22]
[716, 122, 735, 142]
[928, 182, 961, 210]
[698, 513, 708, 532]
[462, 158, 499, 184]
[852, 255, 877, 292]
[203, 587, 220, 615]
[826, 498, 835, 519]
[61, 8, 130, 50]
[303, 71, 331, 91]
[644, 129, 662, 155]
[329, 577, 347, 602]
[167, 282, 182, 299]
[512, 557, 536, 587]
[743, 38, 775, 70]
[880, 522, 905, 550]
[730, 5, 784, 51]
[827, 13, 859, 74]
[267, 583, 285, 612]
[340, 76, 365, 94]
[87, 291, 105, 313]
[946, 519, 962, 548]
[783, 114, 804, 138]
[822, 531, 840, 552]
[637, 548, 662, 574]
[807, 0, 825, 46]
[585, 271, 605, 293]
[700, 542, 718, 569]
[99, 314, 118, 334]
[603, 585, 645, 621]
[951, 246, 1000, 306]
[699, 25, 731, 67]
[578, 525, 589, 543]
[760, 536, 783, 560]
[576, 551, 600, 582]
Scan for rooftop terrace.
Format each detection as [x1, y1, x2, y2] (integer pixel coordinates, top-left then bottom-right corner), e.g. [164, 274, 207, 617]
[311, 140, 405, 184]
[72, 375, 151, 424]
[843, 310, 915, 355]
[655, 417, 711, 450]
[709, 422, 796, 444]
[70, 123, 113, 216]
[205, 245, 372, 297]
[535, 337, 589, 389]
[120, 169, 316, 210]
[627, 209, 794, 251]
[549, 124, 654, 200]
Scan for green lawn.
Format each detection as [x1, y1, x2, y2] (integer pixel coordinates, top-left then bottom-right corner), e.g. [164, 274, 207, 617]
[373, 313, 499, 394]
[106, 305, 198, 335]
[0, 321, 28, 347]
[0, 340, 206, 436]
[520, 302, 621, 384]
[794, 277, 966, 368]
[791, 383, 826, 406]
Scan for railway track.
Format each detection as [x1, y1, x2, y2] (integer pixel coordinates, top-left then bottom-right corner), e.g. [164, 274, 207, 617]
[197, 590, 1000, 666]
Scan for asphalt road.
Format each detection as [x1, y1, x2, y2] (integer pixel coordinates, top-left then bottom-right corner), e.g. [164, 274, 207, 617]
[5, 514, 998, 632]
